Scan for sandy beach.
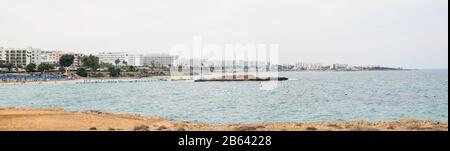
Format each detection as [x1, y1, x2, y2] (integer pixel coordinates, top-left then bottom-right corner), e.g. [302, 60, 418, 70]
[0, 107, 447, 131]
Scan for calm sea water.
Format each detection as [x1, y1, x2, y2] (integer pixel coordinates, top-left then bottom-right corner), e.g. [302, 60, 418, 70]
[0, 70, 448, 124]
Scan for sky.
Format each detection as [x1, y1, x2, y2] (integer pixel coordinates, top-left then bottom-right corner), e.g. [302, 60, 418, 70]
[0, 0, 448, 69]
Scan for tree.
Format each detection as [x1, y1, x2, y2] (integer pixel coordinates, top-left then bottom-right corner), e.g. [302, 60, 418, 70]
[108, 67, 121, 77]
[59, 55, 74, 74]
[58, 66, 65, 73]
[122, 60, 128, 67]
[76, 68, 88, 77]
[115, 59, 121, 67]
[178, 65, 183, 72]
[15, 65, 23, 72]
[100, 62, 114, 69]
[59, 55, 75, 68]
[81, 55, 100, 71]
[127, 65, 138, 72]
[38, 63, 54, 73]
[25, 63, 37, 73]
[0, 63, 14, 72]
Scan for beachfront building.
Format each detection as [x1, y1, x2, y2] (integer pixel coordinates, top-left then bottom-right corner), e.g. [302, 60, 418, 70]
[143, 54, 178, 67]
[64, 52, 84, 67]
[28, 47, 42, 65]
[294, 62, 324, 70]
[95, 52, 144, 66]
[95, 52, 128, 65]
[0, 47, 5, 63]
[41, 50, 63, 64]
[41, 50, 84, 67]
[1, 47, 42, 67]
[127, 54, 144, 66]
[175, 58, 205, 68]
[333, 64, 349, 70]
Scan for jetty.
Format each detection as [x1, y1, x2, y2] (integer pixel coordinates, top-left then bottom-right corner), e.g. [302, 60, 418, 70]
[194, 75, 288, 82]
[75, 78, 166, 84]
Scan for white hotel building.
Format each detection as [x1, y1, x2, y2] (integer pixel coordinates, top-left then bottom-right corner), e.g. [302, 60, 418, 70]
[0, 47, 4, 63]
[95, 52, 178, 67]
[95, 52, 143, 66]
[143, 54, 178, 67]
[0, 47, 42, 66]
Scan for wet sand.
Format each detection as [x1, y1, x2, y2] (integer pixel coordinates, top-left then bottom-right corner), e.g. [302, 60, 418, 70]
[0, 107, 447, 131]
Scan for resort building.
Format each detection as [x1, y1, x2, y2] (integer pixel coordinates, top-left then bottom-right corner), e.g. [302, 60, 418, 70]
[41, 50, 84, 67]
[41, 50, 63, 64]
[294, 62, 324, 70]
[95, 52, 144, 66]
[143, 54, 178, 67]
[95, 52, 128, 65]
[127, 54, 144, 66]
[333, 64, 349, 70]
[175, 58, 205, 68]
[65, 52, 84, 67]
[1, 47, 42, 67]
[0, 47, 5, 63]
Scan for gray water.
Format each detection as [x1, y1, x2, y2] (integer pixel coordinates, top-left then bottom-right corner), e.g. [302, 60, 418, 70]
[0, 70, 448, 124]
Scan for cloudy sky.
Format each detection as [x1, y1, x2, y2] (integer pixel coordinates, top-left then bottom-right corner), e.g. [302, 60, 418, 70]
[0, 0, 448, 68]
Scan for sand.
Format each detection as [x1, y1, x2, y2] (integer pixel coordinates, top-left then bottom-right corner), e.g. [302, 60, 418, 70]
[0, 107, 447, 131]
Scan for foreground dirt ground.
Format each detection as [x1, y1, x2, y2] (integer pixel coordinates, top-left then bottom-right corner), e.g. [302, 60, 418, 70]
[0, 107, 447, 131]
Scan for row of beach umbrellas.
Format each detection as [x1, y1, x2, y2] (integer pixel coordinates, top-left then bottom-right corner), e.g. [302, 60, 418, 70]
[0, 75, 66, 79]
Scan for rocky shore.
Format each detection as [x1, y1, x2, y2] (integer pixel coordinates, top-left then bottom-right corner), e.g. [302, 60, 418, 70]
[0, 107, 447, 131]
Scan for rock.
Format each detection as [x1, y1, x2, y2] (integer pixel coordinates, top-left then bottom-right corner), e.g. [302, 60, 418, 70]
[89, 127, 97, 130]
[157, 126, 168, 130]
[306, 127, 318, 131]
[234, 126, 257, 131]
[176, 127, 186, 131]
[387, 126, 395, 130]
[134, 124, 150, 131]
[86, 110, 103, 114]
[327, 124, 342, 129]
[255, 125, 266, 129]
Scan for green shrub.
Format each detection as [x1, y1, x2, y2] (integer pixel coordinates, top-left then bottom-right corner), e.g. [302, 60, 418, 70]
[76, 68, 88, 77]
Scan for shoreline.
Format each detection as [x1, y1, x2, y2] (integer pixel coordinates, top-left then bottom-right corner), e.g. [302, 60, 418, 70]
[0, 76, 179, 85]
[0, 107, 447, 131]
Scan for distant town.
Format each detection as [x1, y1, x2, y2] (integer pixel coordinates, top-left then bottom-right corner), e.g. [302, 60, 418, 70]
[0, 46, 404, 79]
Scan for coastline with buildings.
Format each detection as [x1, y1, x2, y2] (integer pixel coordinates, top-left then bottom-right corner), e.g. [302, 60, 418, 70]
[1, 46, 407, 84]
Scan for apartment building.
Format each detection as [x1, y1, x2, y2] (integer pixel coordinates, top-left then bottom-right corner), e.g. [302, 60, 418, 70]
[0, 47, 41, 67]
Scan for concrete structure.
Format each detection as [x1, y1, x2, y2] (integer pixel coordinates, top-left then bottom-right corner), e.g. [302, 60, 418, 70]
[143, 54, 178, 67]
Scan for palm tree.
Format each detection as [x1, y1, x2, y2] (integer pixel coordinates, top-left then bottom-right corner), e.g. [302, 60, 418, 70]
[115, 59, 121, 67]
[122, 60, 128, 67]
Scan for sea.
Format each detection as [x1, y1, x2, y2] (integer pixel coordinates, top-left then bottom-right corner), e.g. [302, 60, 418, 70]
[0, 70, 448, 124]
